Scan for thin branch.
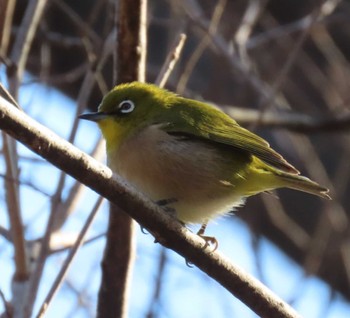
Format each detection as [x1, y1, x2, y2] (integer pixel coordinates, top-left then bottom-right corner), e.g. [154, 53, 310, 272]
[22, 64, 103, 315]
[0, 172, 51, 197]
[52, 139, 105, 232]
[222, 105, 350, 132]
[0, 83, 20, 109]
[0, 0, 16, 57]
[49, 233, 105, 255]
[258, 0, 338, 111]
[233, 0, 268, 68]
[0, 90, 301, 318]
[4, 4, 49, 310]
[145, 247, 168, 318]
[8, 0, 48, 97]
[261, 195, 310, 250]
[247, 0, 342, 49]
[0, 225, 12, 242]
[155, 33, 187, 88]
[35, 197, 104, 318]
[177, 0, 226, 94]
[2, 133, 27, 280]
[51, 0, 101, 47]
[234, 0, 268, 47]
[0, 288, 12, 318]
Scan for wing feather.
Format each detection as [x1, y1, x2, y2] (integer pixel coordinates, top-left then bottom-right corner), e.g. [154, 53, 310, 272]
[160, 98, 299, 174]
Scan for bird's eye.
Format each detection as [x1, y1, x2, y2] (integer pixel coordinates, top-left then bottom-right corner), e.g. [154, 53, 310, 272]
[118, 100, 135, 113]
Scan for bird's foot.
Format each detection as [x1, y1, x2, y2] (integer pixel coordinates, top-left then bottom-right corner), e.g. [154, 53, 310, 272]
[156, 198, 178, 217]
[185, 225, 218, 267]
[196, 222, 218, 252]
[139, 198, 179, 234]
[197, 235, 218, 251]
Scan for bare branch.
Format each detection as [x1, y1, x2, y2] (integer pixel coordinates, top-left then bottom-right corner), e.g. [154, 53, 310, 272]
[96, 1, 148, 318]
[8, 0, 48, 96]
[0, 226, 12, 242]
[51, 0, 101, 47]
[0, 0, 16, 57]
[155, 33, 187, 88]
[2, 133, 27, 280]
[234, 0, 268, 48]
[0, 288, 12, 318]
[35, 197, 104, 318]
[222, 105, 350, 132]
[177, 0, 226, 94]
[258, 0, 340, 111]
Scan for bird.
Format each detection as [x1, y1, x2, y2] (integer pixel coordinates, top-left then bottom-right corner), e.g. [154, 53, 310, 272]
[79, 82, 330, 247]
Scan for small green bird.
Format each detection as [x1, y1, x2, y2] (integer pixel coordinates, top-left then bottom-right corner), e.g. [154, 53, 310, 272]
[79, 82, 330, 242]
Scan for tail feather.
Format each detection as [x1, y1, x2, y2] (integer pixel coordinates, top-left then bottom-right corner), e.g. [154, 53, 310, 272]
[278, 172, 331, 199]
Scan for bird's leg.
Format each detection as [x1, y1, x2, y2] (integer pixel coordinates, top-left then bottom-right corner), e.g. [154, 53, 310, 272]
[140, 198, 179, 236]
[156, 198, 178, 217]
[196, 222, 218, 251]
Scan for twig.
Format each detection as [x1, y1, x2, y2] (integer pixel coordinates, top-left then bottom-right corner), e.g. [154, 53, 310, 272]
[247, 0, 342, 49]
[0, 90, 301, 318]
[49, 232, 105, 255]
[258, 0, 339, 112]
[155, 33, 187, 88]
[179, 0, 275, 105]
[290, 134, 346, 230]
[52, 0, 101, 47]
[35, 196, 104, 318]
[177, 0, 226, 94]
[0, 172, 51, 197]
[0, 225, 12, 242]
[51, 139, 105, 232]
[1, 61, 26, 301]
[0, 0, 16, 57]
[261, 195, 310, 250]
[234, 0, 268, 47]
[9, 0, 48, 97]
[0, 288, 12, 318]
[64, 277, 94, 317]
[145, 247, 168, 318]
[4, 4, 48, 310]
[222, 105, 350, 132]
[0, 83, 20, 109]
[2, 133, 27, 280]
[22, 66, 104, 318]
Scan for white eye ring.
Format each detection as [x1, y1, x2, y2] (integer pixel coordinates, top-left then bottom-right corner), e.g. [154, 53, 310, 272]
[118, 100, 135, 113]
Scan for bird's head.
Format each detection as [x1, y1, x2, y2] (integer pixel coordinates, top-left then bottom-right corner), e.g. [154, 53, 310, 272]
[79, 82, 176, 151]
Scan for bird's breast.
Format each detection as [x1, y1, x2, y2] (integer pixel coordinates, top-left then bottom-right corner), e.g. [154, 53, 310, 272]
[108, 124, 231, 198]
[107, 124, 250, 223]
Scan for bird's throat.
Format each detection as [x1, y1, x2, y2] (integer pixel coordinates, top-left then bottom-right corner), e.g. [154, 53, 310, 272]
[97, 118, 129, 153]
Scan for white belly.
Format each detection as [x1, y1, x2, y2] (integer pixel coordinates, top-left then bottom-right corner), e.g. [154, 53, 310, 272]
[108, 124, 246, 223]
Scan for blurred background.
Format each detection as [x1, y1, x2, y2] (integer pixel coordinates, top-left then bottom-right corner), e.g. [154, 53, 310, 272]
[1, 0, 350, 317]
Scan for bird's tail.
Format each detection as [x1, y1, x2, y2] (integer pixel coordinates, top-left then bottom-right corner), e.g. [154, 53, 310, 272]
[276, 171, 331, 199]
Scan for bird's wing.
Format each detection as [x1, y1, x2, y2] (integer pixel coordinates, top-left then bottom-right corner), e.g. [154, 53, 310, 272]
[160, 99, 299, 174]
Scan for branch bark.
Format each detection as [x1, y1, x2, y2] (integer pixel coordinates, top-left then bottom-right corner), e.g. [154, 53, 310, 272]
[0, 92, 301, 318]
[97, 1, 147, 317]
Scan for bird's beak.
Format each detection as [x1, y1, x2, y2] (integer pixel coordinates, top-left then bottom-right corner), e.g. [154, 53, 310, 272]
[78, 112, 109, 122]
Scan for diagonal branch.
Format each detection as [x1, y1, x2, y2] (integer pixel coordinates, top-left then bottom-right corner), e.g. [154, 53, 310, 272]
[35, 197, 104, 318]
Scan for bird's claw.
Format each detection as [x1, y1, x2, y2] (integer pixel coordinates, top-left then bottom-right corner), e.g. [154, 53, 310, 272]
[140, 226, 149, 234]
[196, 222, 219, 252]
[198, 234, 218, 252]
